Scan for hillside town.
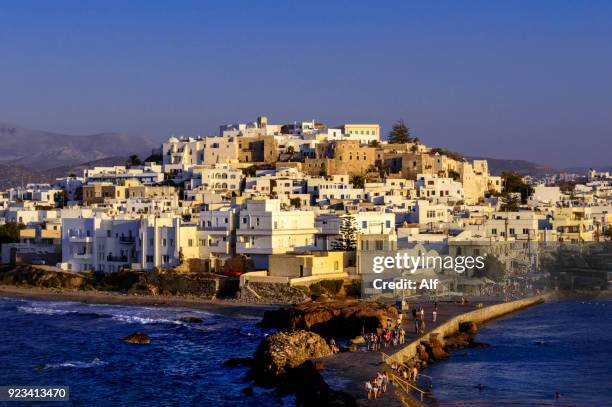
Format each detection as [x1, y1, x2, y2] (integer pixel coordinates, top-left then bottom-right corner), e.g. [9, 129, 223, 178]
[1, 116, 611, 299]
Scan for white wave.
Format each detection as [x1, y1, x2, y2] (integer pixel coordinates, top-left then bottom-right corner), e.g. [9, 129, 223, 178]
[42, 358, 107, 370]
[110, 314, 181, 325]
[17, 305, 75, 315]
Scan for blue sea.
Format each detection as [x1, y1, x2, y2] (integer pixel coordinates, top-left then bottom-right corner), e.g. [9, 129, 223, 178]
[426, 299, 612, 406]
[0, 297, 289, 406]
[1, 297, 610, 407]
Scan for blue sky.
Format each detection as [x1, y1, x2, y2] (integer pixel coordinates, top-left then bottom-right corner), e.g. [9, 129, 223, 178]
[1, 1, 611, 167]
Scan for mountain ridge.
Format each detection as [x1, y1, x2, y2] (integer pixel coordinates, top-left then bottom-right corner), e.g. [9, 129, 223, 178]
[0, 121, 156, 170]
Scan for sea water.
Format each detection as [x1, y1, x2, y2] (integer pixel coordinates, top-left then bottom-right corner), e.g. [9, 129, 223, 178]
[425, 299, 612, 406]
[0, 297, 290, 406]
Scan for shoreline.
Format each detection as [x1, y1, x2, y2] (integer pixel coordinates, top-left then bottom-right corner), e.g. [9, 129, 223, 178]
[0, 285, 278, 318]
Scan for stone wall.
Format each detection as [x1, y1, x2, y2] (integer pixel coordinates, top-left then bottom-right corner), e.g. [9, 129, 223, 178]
[387, 293, 552, 364]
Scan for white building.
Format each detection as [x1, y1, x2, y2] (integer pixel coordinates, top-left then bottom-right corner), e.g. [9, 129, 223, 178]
[235, 199, 317, 268]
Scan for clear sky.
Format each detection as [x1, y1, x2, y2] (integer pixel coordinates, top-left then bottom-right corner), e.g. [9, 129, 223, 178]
[1, 1, 610, 168]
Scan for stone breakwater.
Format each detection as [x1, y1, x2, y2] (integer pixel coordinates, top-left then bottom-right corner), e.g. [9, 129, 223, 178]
[384, 294, 552, 403]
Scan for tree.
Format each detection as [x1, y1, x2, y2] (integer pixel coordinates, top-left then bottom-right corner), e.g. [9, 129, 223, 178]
[331, 216, 358, 251]
[289, 197, 302, 209]
[473, 254, 506, 282]
[501, 172, 532, 204]
[242, 165, 262, 177]
[448, 170, 460, 181]
[430, 148, 463, 162]
[604, 227, 612, 241]
[126, 154, 143, 167]
[0, 221, 25, 246]
[351, 175, 365, 189]
[318, 163, 327, 177]
[388, 120, 412, 144]
[500, 193, 520, 212]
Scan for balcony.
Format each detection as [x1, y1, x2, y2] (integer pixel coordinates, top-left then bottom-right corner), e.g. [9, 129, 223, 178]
[73, 252, 92, 259]
[107, 255, 128, 262]
[119, 236, 135, 244]
[69, 235, 92, 243]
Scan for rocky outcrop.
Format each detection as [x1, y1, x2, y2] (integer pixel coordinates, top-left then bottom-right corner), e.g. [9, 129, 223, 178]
[122, 332, 151, 344]
[0, 265, 88, 289]
[280, 360, 357, 406]
[249, 330, 332, 386]
[223, 357, 254, 368]
[239, 282, 309, 304]
[131, 271, 238, 299]
[259, 300, 398, 338]
[404, 321, 487, 370]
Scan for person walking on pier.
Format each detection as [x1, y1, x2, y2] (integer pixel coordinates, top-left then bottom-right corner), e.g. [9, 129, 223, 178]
[365, 380, 373, 400]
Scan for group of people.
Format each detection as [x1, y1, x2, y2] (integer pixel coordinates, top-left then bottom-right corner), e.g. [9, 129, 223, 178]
[390, 362, 420, 382]
[411, 302, 439, 335]
[364, 325, 406, 351]
[364, 371, 389, 400]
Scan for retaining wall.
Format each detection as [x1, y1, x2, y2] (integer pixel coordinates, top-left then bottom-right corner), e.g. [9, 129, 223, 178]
[387, 293, 552, 364]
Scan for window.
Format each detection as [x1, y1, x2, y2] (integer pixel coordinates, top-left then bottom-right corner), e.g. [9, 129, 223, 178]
[385, 220, 391, 229]
[491, 228, 497, 235]
[509, 228, 515, 235]
[362, 221, 367, 229]
[162, 238, 167, 247]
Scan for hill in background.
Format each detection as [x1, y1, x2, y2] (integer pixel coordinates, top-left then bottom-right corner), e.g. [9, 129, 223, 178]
[0, 122, 155, 170]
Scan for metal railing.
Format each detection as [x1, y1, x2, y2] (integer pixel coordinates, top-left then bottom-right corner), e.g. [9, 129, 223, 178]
[385, 367, 429, 403]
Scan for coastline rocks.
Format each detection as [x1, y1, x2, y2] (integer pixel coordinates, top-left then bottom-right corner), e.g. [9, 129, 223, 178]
[223, 357, 253, 368]
[459, 321, 478, 335]
[249, 330, 332, 386]
[259, 300, 398, 338]
[122, 332, 151, 344]
[425, 337, 449, 361]
[280, 360, 357, 407]
[131, 271, 238, 299]
[240, 282, 309, 304]
[177, 316, 204, 323]
[0, 265, 87, 289]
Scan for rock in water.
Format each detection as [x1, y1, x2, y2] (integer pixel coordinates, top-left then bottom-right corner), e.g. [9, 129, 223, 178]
[223, 357, 253, 368]
[259, 300, 399, 337]
[122, 332, 151, 344]
[250, 330, 332, 386]
[459, 321, 478, 335]
[177, 317, 204, 323]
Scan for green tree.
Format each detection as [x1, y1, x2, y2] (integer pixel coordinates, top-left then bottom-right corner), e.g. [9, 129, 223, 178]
[474, 254, 506, 282]
[289, 197, 302, 209]
[448, 170, 460, 181]
[0, 221, 25, 246]
[430, 148, 463, 162]
[351, 175, 365, 189]
[242, 165, 262, 177]
[604, 227, 612, 241]
[501, 172, 532, 204]
[500, 193, 520, 212]
[331, 216, 358, 251]
[388, 120, 412, 144]
[318, 163, 327, 177]
[126, 154, 143, 167]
